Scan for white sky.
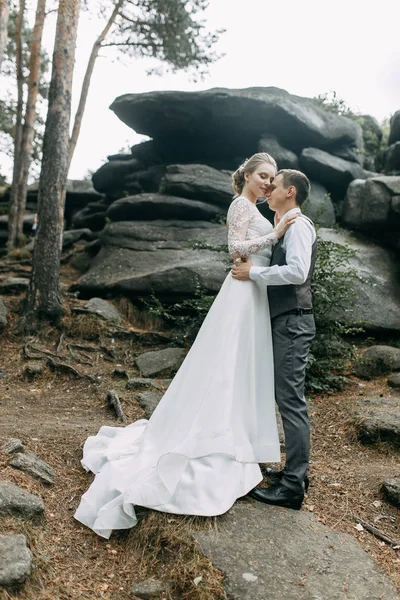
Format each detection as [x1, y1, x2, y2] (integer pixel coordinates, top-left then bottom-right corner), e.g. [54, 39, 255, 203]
[2, 0, 400, 181]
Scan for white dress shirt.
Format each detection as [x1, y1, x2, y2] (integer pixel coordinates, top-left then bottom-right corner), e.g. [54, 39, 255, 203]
[249, 208, 316, 285]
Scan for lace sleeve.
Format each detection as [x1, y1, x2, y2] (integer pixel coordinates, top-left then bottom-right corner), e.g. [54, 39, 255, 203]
[227, 197, 278, 258]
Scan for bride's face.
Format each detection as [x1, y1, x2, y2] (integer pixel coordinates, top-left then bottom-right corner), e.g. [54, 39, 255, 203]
[244, 162, 276, 199]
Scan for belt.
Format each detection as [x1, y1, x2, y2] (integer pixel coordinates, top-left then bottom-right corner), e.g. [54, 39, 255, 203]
[272, 308, 313, 318]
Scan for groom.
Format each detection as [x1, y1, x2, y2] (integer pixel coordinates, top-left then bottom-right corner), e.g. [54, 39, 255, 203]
[232, 168, 317, 510]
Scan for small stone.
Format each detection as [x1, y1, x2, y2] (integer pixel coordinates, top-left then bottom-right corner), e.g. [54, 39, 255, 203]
[388, 373, 400, 389]
[0, 481, 44, 519]
[136, 391, 163, 418]
[8, 452, 55, 485]
[112, 368, 129, 379]
[23, 363, 44, 381]
[0, 534, 32, 588]
[84, 297, 122, 323]
[381, 477, 400, 508]
[131, 579, 172, 599]
[242, 573, 258, 583]
[126, 377, 163, 391]
[135, 347, 186, 378]
[2, 438, 25, 454]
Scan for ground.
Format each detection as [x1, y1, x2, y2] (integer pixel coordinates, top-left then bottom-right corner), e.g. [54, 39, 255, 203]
[0, 260, 399, 599]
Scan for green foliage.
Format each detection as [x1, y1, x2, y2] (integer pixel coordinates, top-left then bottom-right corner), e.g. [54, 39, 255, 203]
[306, 237, 363, 393]
[101, 0, 224, 80]
[313, 91, 355, 117]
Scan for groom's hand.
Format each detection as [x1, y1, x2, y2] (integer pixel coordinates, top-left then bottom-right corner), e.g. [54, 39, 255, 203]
[231, 260, 253, 281]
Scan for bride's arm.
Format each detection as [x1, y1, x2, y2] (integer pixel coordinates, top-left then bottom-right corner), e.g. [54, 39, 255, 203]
[227, 198, 282, 259]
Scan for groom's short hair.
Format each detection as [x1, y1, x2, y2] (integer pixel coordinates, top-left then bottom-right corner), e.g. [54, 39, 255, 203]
[277, 169, 311, 206]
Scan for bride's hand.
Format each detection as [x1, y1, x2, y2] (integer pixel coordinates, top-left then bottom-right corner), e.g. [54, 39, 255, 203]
[273, 213, 298, 239]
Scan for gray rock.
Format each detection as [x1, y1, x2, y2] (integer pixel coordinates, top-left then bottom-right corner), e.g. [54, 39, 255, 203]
[100, 220, 228, 252]
[106, 193, 225, 222]
[62, 228, 94, 249]
[381, 476, 400, 508]
[354, 346, 400, 378]
[302, 181, 336, 227]
[160, 164, 234, 207]
[71, 206, 107, 231]
[23, 363, 44, 381]
[72, 244, 228, 299]
[388, 110, 400, 145]
[135, 348, 186, 378]
[300, 147, 370, 190]
[0, 481, 44, 518]
[0, 277, 29, 294]
[84, 297, 122, 323]
[194, 502, 398, 600]
[110, 87, 363, 159]
[385, 142, 400, 173]
[131, 579, 172, 599]
[355, 398, 400, 446]
[0, 298, 7, 331]
[258, 134, 299, 169]
[388, 373, 400, 388]
[370, 175, 400, 196]
[317, 228, 400, 332]
[0, 534, 33, 588]
[136, 390, 163, 418]
[126, 378, 163, 391]
[1, 439, 24, 454]
[8, 452, 55, 485]
[92, 157, 143, 194]
[392, 196, 400, 214]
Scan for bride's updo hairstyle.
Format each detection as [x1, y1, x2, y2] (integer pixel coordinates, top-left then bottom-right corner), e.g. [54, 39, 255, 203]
[232, 152, 277, 196]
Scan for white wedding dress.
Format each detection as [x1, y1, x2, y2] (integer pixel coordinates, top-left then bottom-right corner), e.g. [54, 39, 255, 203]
[74, 196, 280, 538]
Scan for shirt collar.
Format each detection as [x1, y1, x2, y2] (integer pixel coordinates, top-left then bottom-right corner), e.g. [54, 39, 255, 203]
[280, 207, 302, 220]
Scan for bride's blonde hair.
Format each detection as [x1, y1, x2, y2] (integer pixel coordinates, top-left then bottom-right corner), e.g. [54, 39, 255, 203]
[232, 152, 277, 195]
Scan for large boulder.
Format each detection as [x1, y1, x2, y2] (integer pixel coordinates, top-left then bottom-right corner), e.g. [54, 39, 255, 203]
[160, 164, 234, 207]
[388, 110, 400, 145]
[106, 193, 225, 222]
[343, 176, 400, 250]
[258, 135, 299, 169]
[317, 228, 400, 333]
[91, 156, 144, 195]
[299, 147, 370, 192]
[385, 142, 400, 173]
[110, 87, 363, 164]
[71, 221, 229, 299]
[302, 181, 336, 227]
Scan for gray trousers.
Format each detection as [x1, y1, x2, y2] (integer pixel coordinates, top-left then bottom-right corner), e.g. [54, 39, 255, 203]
[271, 313, 316, 494]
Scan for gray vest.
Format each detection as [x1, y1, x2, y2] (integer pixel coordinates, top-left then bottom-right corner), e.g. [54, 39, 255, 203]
[268, 215, 317, 319]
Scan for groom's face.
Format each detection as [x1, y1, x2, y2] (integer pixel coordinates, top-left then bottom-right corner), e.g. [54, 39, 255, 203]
[265, 173, 286, 211]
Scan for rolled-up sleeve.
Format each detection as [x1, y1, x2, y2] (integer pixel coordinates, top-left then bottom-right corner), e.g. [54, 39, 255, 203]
[249, 218, 315, 285]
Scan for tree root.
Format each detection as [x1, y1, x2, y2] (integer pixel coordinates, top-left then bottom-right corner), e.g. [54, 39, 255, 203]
[354, 515, 400, 548]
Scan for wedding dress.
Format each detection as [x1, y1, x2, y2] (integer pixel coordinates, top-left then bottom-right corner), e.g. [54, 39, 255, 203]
[74, 196, 280, 538]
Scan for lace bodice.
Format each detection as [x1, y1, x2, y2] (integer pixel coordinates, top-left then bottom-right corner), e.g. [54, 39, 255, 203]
[227, 196, 277, 258]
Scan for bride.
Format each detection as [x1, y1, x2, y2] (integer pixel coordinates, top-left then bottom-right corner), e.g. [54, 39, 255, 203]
[74, 152, 296, 539]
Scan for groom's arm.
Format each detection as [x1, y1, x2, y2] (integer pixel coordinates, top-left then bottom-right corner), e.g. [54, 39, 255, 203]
[249, 219, 315, 285]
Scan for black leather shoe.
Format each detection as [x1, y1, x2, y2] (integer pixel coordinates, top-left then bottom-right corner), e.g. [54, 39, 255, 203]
[248, 482, 304, 510]
[261, 467, 310, 493]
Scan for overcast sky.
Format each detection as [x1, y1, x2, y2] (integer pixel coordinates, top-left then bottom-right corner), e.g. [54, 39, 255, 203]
[2, 0, 400, 181]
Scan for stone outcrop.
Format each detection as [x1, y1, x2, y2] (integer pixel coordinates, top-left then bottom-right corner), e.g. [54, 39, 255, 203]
[385, 111, 400, 174]
[354, 396, 400, 446]
[0, 298, 7, 331]
[194, 502, 399, 600]
[135, 348, 187, 377]
[343, 176, 400, 250]
[110, 87, 363, 162]
[317, 228, 400, 332]
[388, 110, 400, 145]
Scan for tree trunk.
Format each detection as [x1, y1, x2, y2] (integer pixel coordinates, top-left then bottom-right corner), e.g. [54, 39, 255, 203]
[19, 0, 81, 331]
[0, 0, 10, 73]
[15, 0, 47, 245]
[67, 0, 123, 172]
[8, 0, 25, 249]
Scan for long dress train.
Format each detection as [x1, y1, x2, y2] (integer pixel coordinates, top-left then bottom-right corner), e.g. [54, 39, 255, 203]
[74, 196, 280, 538]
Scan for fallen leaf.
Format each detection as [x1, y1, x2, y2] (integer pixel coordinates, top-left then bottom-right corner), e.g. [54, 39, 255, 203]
[355, 523, 364, 532]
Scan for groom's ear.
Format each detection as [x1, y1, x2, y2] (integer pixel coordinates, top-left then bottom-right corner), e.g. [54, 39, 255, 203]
[287, 185, 296, 199]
